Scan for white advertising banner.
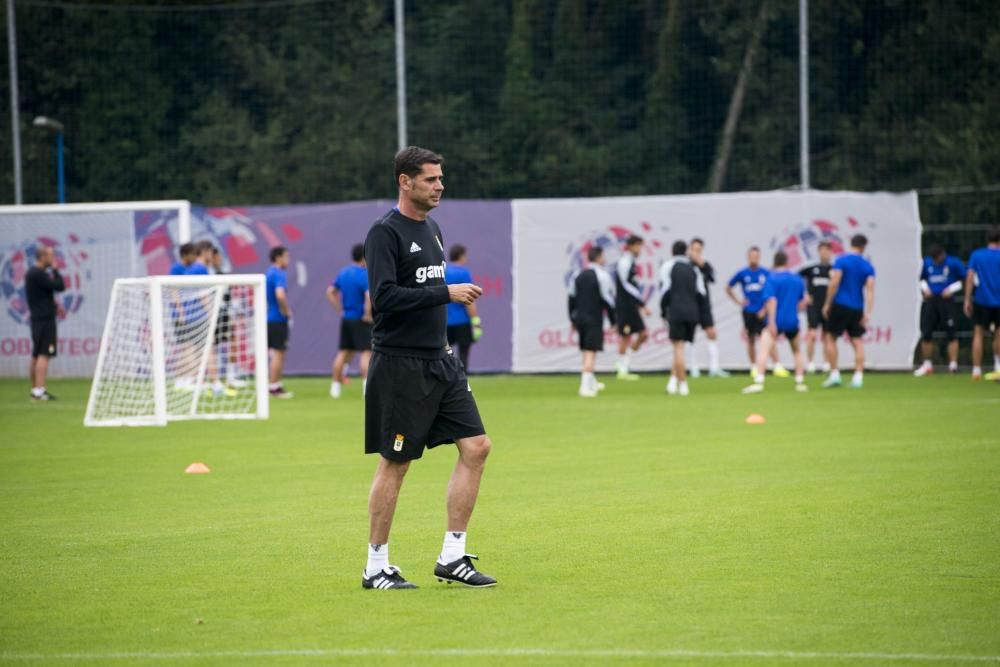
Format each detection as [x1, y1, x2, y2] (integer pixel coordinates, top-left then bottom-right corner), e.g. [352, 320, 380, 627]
[513, 190, 921, 372]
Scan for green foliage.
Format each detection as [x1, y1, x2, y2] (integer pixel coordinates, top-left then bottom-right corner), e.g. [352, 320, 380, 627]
[0, 0, 997, 229]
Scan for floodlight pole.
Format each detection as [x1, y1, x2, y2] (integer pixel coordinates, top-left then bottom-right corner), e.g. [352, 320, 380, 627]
[799, 0, 810, 190]
[33, 116, 66, 203]
[394, 0, 407, 151]
[7, 0, 23, 204]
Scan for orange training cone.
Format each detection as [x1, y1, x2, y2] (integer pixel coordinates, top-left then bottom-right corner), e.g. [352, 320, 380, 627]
[185, 462, 211, 474]
[745, 413, 766, 425]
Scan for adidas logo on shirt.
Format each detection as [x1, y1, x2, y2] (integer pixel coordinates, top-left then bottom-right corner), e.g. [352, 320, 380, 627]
[410, 242, 422, 253]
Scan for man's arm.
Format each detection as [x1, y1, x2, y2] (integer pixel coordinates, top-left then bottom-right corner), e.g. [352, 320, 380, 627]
[616, 256, 645, 305]
[821, 269, 842, 319]
[725, 284, 746, 308]
[275, 286, 291, 318]
[325, 285, 341, 311]
[765, 297, 778, 337]
[862, 276, 875, 326]
[363, 291, 372, 323]
[964, 268, 976, 318]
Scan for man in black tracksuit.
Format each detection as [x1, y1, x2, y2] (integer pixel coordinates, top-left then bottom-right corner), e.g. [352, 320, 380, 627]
[659, 240, 705, 396]
[568, 245, 616, 397]
[361, 146, 496, 591]
[25, 245, 66, 401]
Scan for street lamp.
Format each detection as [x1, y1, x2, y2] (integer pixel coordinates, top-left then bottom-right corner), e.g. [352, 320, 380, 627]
[33, 116, 65, 204]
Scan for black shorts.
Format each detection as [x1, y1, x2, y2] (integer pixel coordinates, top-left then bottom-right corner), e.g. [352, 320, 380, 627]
[267, 321, 289, 351]
[972, 303, 1000, 329]
[447, 323, 473, 348]
[576, 322, 604, 351]
[340, 319, 372, 351]
[826, 303, 866, 339]
[920, 298, 958, 341]
[30, 319, 57, 357]
[616, 305, 646, 336]
[668, 319, 697, 343]
[698, 296, 714, 329]
[805, 303, 825, 330]
[365, 351, 485, 462]
[214, 313, 232, 344]
[777, 328, 800, 341]
[742, 311, 765, 337]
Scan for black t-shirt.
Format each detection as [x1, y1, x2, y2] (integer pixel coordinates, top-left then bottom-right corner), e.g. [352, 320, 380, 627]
[25, 265, 66, 321]
[799, 263, 832, 304]
[568, 267, 616, 327]
[364, 209, 451, 358]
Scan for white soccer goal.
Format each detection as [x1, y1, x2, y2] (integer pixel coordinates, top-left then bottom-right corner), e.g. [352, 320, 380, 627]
[84, 274, 269, 426]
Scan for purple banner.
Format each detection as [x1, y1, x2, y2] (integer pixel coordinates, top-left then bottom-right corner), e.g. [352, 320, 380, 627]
[136, 201, 513, 374]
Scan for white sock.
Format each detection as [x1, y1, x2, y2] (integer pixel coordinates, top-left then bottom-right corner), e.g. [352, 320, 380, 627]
[31, 386, 45, 397]
[795, 374, 804, 384]
[754, 373, 765, 384]
[707, 341, 720, 370]
[667, 375, 678, 390]
[366, 543, 389, 577]
[686, 342, 699, 370]
[582, 372, 596, 390]
[994, 355, 1000, 371]
[948, 361, 957, 371]
[972, 365, 982, 375]
[920, 360, 932, 369]
[362, 379, 367, 396]
[852, 370, 864, 383]
[440, 531, 466, 564]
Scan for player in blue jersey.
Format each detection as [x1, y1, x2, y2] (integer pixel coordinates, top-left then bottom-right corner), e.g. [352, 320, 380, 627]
[169, 243, 196, 275]
[963, 227, 1000, 381]
[327, 244, 372, 398]
[821, 234, 875, 388]
[726, 246, 788, 377]
[445, 244, 482, 371]
[742, 251, 808, 394]
[266, 246, 293, 398]
[914, 245, 965, 376]
[181, 241, 235, 397]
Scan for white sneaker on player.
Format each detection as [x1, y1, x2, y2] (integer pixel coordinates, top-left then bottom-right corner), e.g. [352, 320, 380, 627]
[330, 381, 342, 399]
[666, 377, 678, 395]
[708, 368, 731, 378]
[913, 363, 933, 377]
[742, 382, 764, 394]
[795, 383, 809, 392]
[678, 382, 690, 396]
[579, 386, 598, 398]
[689, 367, 701, 379]
[806, 362, 816, 374]
[595, 381, 606, 391]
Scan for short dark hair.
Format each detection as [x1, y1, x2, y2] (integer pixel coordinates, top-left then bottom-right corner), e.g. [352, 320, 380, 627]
[928, 244, 945, 260]
[748, 245, 760, 253]
[625, 234, 643, 246]
[672, 240, 687, 256]
[449, 244, 467, 262]
[690, 237, 704, 247]
[269, 246, 288, 263]
[818, 240, 832, 250]
[395, 146, 443, 183]
[586, 246, 603, 262]
[987, 226, 1000, 244]
[179, 242, 196, 258]
[850, 234, 868, 249]
[195, 240, 215, 255]
[351, 244, 364, 262]
[773, 250, 788, 267]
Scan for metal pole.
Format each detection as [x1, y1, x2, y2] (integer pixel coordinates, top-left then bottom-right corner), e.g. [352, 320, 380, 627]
[799, 0, 809, 190]
[394, 0, 407, 151]
[56, 131, 65, 203]
[6, 0, 23, 204]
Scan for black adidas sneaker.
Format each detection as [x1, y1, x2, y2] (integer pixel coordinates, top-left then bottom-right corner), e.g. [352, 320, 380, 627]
[361, 566, 417, 590]
[434, 554, 497, 588]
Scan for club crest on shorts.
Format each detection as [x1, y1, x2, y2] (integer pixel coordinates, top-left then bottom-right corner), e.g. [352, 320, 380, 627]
[393, 434, 405, 451]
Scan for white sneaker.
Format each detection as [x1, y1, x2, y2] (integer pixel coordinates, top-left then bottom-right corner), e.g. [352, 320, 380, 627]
[795, 383, 809, 392]
[227, 377, 248, 389]
[579, 386, 598, 398]
[708, 368, 731, 378]
[913, 364, 933, 377]
[742, 383, 764, 394]
[679, 382, 690, 396]
[850, 376, 863, 389]
[689, 367, 702, 379]
[330, 382, 342, 399]
[666, 378, 678, 395]
[806, 362, 816, 374]
[595, 381, 606, 391]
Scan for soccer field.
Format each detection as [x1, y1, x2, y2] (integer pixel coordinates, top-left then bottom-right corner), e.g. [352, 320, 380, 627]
[1, 374, 998, 666]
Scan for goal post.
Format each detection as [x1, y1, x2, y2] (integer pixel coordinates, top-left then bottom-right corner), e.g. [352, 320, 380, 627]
[84, 274, 269, 426]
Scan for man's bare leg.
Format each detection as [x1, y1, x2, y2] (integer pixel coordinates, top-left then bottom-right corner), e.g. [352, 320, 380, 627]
[446, 435, 491, 533]
[369, 457, 410, 545]
[971, 326, 984, 377]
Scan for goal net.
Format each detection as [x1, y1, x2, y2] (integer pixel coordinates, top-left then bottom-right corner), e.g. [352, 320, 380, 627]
[84, 275, 268, 426]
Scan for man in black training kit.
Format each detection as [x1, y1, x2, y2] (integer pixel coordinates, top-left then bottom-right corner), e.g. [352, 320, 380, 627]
[660, 240, 704, 396]
[361, 146, 495, 590]
[26, 245, 66, 401]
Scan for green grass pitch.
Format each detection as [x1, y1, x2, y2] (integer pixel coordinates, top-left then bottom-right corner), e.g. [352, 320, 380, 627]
[1, 373, 998, 666]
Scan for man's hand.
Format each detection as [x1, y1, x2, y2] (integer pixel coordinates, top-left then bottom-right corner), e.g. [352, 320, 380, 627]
[822, 304, 831, 320]
[964, 300, 973, 318]
[921, 287, 933, 300]
[767, 322, 778, 338]
[861, 313, 870, 328]
[448, 283, 482, 305]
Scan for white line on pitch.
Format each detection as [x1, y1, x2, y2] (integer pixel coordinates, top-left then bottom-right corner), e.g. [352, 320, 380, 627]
[2, 648, 999, 662]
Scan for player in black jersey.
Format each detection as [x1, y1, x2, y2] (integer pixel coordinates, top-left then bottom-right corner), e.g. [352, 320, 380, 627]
[613, 235, 650, 380]
[568, 246, 616, 397]
[361, 147, 495, 591]
[687, 238, 729, 377]
[798, 240, 833, 373]
[25, 246, 65, 401]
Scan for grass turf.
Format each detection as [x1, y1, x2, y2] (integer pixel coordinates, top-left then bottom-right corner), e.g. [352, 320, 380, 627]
[0, 373, 998, 666]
